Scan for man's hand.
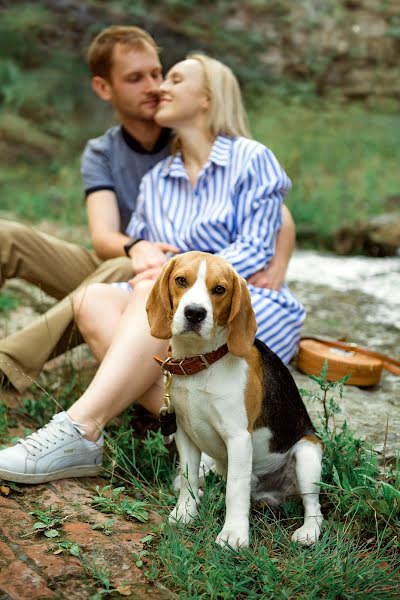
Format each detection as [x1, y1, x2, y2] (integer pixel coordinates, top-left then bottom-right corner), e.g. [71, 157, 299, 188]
[129, 266, 163, 286]
[130, 241, 180, 274]
[248, 258, 287, 291]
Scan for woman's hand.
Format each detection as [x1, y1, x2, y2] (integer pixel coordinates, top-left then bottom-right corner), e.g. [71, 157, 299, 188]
[130, 240, 180, 273]
[247, 257, 287, 291]
[129, 266, 163, 286]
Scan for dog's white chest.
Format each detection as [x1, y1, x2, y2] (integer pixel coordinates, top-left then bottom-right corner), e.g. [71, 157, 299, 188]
[170, 356, 249, 461]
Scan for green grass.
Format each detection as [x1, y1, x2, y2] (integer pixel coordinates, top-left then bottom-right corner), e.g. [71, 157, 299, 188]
[0, 292, 19, 314]
[248, 100, 400, 241]
[0, 158, 87, 225]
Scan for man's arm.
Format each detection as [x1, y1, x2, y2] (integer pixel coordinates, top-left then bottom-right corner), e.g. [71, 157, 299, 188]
[247, 205, 295, 290]
[87, 190, 180, 271]
[86, 190, 130, 260]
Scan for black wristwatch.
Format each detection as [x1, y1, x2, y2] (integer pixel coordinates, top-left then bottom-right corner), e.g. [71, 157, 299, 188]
[123, 238, 143, 257]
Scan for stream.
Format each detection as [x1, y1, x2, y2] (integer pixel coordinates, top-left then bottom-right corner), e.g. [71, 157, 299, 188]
[287, 250, 399, 457]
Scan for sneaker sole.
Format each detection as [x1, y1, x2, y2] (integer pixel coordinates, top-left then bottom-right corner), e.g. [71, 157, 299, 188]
[0, 465, 101, 484]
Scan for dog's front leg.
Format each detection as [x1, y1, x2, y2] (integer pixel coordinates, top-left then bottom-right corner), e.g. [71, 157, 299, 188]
[216, 431, 252, 549]
[169, 426, 201, 525]
[291, 439, 323, 545]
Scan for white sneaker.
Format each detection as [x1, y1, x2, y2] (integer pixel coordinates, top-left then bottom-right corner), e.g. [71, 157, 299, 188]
[0, 412, 103, 484]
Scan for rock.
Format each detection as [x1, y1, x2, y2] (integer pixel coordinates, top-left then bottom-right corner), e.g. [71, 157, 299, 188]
[335, 212, 400, 256]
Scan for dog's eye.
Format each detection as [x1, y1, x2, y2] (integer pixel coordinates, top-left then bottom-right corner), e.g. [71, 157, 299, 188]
[175, 276, 187, 288]
[212, 285, 226, 295]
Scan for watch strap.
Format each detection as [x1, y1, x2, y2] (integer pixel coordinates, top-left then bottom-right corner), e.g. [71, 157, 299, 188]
[123, 238, 143, 257]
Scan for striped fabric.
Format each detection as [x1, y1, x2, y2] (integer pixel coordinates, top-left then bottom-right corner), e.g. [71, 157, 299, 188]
[127, 135, 305, 363]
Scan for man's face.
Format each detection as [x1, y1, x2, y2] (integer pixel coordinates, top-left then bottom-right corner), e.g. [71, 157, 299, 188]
[106, 42, 163, 122]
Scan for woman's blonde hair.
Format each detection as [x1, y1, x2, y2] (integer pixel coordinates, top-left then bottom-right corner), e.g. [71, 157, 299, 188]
[188, 54, 251, 139]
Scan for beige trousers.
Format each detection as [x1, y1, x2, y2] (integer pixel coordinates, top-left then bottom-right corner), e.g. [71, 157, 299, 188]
[0, 219, 133, 392]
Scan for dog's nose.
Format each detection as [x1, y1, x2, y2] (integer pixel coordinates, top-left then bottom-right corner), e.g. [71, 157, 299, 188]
[184, 304, 207, 324]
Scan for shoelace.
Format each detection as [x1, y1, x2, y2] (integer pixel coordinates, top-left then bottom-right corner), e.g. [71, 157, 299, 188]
[19, 419, 76, 455]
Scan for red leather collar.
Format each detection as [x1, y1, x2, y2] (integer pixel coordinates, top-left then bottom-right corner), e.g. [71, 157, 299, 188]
[154, 344, 229, 376]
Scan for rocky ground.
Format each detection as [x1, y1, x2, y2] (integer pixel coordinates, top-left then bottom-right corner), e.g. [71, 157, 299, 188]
[0, 473, 174, 600]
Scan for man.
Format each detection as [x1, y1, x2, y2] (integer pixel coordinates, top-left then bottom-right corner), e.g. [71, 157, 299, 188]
[0, 26, 174, 392]
[0, 25, 294, 394]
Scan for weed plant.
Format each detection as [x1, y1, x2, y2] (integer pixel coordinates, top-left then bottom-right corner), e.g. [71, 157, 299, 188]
[92, 485, 150, 522]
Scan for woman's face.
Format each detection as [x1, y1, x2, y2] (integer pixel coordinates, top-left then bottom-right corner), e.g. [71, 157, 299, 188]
[155, 59, 209, 128]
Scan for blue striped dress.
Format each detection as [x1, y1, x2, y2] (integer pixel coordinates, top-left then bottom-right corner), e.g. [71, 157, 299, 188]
[127, 135, 305, 363]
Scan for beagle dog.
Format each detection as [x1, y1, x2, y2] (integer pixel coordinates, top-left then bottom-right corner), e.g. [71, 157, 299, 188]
[146, 251, 323, 549]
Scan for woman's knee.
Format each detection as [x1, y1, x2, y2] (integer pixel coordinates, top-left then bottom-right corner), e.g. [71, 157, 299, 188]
[0, 219, 25, 235]
[73, 283, 106, 326]
[0, 220, 27, 249]
[133, 279, 155, 298]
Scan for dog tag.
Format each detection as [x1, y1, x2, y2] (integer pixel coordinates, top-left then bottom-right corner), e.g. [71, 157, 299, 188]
[159, 406, 177, 444]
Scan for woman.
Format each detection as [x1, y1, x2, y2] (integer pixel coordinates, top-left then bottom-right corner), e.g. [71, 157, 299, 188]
[126, 54, 302, 363]
[0, 55, 304, 484]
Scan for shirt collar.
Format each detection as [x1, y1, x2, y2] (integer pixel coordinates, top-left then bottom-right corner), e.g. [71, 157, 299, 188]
[208, 135, 232, 166]
[121, 126, 171, 155]
[160, 135, 233, 177]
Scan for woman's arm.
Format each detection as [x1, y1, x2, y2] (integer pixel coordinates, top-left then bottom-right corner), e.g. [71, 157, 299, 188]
[247, 204, 295, 290]
[217, 146, 291, 280]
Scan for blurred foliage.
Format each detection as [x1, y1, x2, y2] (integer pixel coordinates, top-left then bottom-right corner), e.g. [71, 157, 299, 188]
[0, 0, 399, 241]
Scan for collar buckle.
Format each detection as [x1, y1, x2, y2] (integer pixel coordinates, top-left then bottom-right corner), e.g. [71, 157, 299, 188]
[179, 360, 188, 376]
[199, 354, 210, 368]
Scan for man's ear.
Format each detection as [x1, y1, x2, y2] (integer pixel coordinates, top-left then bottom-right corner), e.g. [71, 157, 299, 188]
[91, 76, 113, 102]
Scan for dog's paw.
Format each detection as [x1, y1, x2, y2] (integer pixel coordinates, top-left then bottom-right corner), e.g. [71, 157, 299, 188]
[291, 518, 322, 546]
[215, 526, 249, 550]
[169, 500, 198, 525]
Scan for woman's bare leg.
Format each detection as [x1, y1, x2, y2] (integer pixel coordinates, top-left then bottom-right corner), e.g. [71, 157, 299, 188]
[68, 280, 167, 441]
[73, 283, 129, 361]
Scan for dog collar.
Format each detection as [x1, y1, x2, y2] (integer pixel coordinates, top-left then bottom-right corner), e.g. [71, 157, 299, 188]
[154, 344, 229, 376]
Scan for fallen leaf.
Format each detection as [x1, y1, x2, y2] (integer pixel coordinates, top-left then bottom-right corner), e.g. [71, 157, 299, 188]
[0, 485, 10, 496]
[140, 534, 154, 544]
[116, 585, 132, 596]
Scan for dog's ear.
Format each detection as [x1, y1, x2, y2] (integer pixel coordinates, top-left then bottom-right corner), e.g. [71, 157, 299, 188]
[146, 260, 175, 339]
[227, 274, 257, 356]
